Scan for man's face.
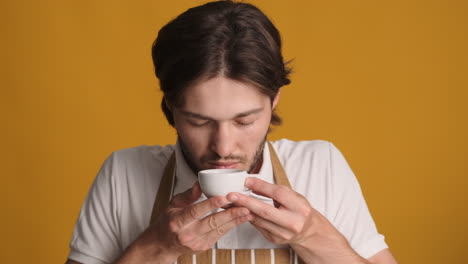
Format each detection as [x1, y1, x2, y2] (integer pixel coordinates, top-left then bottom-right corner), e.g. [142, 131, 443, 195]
[172, 76, 279, 173]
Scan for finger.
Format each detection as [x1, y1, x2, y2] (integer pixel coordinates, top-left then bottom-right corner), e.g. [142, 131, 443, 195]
[191, 181, 202, 200]
[226, 193, 294, 228]
[204, 212, 253, 238]
[245, 177, 303, 211]
[249, 213, 295, 242]
[253, 224, 279, 244]
[171, 182, 202, 208]
[174, 209, 252, 253]
[190, 213, 252, 250]
[195, 207, 250, 234]
[177, 196, 231, 228]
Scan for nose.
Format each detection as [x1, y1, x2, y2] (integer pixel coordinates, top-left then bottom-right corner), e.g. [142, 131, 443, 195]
[210, 122, 235, 158]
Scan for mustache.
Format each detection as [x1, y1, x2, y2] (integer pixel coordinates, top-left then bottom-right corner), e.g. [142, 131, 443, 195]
[201, 154, 246, 163]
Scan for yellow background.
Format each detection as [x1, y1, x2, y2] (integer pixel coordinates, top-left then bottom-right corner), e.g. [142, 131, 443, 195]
[1, 0, 466, 263]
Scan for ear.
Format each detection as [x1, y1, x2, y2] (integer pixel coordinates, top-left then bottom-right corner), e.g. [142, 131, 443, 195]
[272, 89, 281, 109]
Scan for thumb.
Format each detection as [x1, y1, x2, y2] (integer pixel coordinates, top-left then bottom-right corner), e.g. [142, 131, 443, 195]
[171, 181, 202, 207]
[191, 181, 202, 200]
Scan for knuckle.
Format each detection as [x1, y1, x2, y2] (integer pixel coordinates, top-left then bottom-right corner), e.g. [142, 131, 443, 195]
[270, 236, 283, 244]
[229, 209, 237, 219]
[277, 232, 287, 241]
[169, 196, 179, 206]
[209, 197, 222, 208]
[291, 222, 303, 233]
[258, 208, 271, 219]
[177, 233, 192, 245]
[263, 232, 272, 241]
[165, 207, 176, 216]
[292, 224, 303, 234]
[235, 215, 247, 225]
[299, 206, 311, 217]
[250, 179, 260, 189]
[168, 219, 179, 233]
[170, 194, 185, 207]
[231, 208, 245, 218]
[273, 185, 289, 199]
[297, 192, 307, 200]
[240, 208, 249, 216]
[188, 206, 199, 220]
[186, 243, 198, 252]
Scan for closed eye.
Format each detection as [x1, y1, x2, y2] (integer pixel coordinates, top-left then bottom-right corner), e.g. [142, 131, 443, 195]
[188, 119, 211, 127]
[235, 118, 255, 126]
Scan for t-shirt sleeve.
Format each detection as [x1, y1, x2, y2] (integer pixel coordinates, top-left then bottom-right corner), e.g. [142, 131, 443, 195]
[68, 153, 122, 264]
[327, 142, 388, 259]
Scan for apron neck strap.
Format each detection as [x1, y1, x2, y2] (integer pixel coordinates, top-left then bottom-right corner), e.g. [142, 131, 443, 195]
[150, 153, 175, 225]
[267, 141, 291, 188]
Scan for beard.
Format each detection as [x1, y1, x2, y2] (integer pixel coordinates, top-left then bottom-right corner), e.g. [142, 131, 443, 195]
[178, 135, 267, 174]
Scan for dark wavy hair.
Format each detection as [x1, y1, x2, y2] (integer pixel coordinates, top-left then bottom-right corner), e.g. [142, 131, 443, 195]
[152, 0, 292, 126]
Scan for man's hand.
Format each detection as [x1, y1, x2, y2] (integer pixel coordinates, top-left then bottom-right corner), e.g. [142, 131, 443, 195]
[115, 182, 252, 264]
[226, 177, 370, 264]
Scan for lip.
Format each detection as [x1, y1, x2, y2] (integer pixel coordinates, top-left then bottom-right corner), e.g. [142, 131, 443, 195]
[207, 162, 240, 169]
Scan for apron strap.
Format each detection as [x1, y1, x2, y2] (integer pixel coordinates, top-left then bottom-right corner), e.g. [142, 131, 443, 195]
[267, 142, 292, 188]
[149, 153, 176, 225]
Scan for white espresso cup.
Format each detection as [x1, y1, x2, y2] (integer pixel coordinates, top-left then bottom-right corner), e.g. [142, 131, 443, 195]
[198, 169, 253, 198]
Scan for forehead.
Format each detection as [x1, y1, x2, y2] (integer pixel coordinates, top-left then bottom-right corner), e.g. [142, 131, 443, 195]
[180, 76, 270, 118]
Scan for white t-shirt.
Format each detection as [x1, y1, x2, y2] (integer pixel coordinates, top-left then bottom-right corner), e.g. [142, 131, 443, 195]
[68, 139, 388, 264]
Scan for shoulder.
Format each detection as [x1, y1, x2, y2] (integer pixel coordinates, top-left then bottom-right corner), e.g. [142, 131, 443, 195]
[109, 144, 175, 166]
[269, 139, 335, 189]
[96, 144, 175, 183]
[269, 138, 351, 192]
[112, 144, 175, 158]
[270, 138, 333, 162]
[270, 138, 351, 178]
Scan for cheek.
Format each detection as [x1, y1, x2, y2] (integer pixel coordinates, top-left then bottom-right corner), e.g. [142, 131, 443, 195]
[241, 119, 270, 147]
[180, 127, 206, 147]
[177, 125, 217, 162]
[174, 122, 209, 155]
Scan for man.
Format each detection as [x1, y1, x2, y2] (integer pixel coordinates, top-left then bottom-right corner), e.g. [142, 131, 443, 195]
[67, 1, 397, 263]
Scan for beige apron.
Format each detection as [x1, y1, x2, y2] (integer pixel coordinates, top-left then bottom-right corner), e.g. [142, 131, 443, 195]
[149, 142, 306, 264]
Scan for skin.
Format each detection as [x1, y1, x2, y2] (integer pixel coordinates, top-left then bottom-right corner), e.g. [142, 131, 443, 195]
[226, 178, 398, 264]
[173, 76, 276, 174]
[67, 76, 397, 264]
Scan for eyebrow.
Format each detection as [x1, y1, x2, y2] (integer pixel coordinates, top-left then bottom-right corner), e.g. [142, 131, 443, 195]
[180, 107, 264, 121]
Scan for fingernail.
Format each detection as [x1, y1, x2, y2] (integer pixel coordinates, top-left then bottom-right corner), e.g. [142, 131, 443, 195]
[229, 194, 239, 201]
